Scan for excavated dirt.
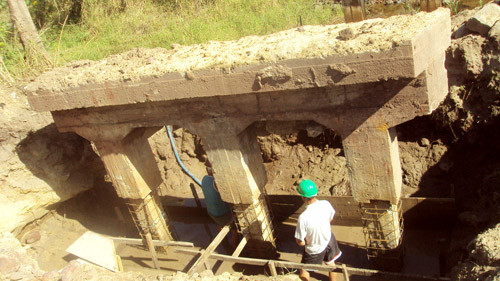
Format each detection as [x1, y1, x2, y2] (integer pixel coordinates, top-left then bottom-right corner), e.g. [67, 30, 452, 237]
[25, 9, 449, 93]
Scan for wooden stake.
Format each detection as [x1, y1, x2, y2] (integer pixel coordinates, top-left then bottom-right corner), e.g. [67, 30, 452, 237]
[342, 263, 350, 281]
[145, 233, 160, 269]
[186, 225, 230, 275]
[268, 261, 277, 277]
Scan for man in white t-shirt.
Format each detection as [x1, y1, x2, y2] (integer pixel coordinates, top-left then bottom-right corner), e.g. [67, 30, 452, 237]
[295, 179, 342, 281]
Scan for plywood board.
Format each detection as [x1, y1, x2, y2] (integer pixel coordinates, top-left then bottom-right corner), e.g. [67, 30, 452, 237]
[66, 231, 120, 272]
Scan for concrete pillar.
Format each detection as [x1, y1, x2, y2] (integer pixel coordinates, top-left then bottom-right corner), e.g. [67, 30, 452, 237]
[341, 124, 402, 205]
[340, 122, 403, 252]
[187, 120, 276, 257]
[81, 127, 173, 242]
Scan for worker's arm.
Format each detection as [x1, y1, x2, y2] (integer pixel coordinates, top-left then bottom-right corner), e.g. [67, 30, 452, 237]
[295, 238, 306, 246]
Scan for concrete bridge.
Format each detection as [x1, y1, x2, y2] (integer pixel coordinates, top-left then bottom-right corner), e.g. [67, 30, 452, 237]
[27, 9, 451, 261]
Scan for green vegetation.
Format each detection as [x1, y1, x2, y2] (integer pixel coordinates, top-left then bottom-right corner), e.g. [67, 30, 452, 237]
[443, 0, 462, 14]
[0, 0, 342, 81]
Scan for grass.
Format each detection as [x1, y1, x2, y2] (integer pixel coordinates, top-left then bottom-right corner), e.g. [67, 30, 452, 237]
[0, 0, 342, 81]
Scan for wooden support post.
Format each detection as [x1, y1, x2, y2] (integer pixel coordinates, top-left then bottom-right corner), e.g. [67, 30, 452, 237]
[420, 0, 441, 12]
[342, 264, 350, 281]
[268, 261, 277, 277]
[232, 236, 247, 257]
[190, 183, 214, 241]
[145, 233, 160, 269]
[342, 0, 365, 23]
[186, 225, 230, 275]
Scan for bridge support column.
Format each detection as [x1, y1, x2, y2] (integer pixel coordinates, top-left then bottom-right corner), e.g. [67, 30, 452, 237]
[188, 121, 277, 258]
[341, 123, 403, 263]
[85, 127, 174, 243]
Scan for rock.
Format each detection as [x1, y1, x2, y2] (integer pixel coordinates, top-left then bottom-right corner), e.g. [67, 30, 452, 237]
[23, 230, 41, 244]
[6, 271, 25, 280]
[0, 256, 19, 274]
[338, 27, 354, 40]
[466, 3, 500, 36]
[468, 223, 500, 266]
[419, 138, 431, 147]
[452, 24, 469, 39]
[41, 270, 60, 281]
[488, 20, 500, 42]
[306, 122, 324, 138]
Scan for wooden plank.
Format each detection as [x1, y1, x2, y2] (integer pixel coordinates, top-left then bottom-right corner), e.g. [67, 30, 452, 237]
[232, 236, 247, 257]
[176, 248, 451, 280]
[186, 225, 230, 275]
[145, 233, 160, 269]
[177, 248, 269, 266]
[342, 263, 350, 281]
[110, 237, 194, 247]
[268, 261, 277, 277]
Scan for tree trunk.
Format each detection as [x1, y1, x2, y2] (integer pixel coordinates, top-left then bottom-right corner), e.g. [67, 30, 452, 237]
[7, 0, 52, 65]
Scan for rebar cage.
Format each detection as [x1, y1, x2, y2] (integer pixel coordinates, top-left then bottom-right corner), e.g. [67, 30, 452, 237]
[126, 190, 176, 244]
[360, 200, 404, 261]
[232, 195, 277, 257]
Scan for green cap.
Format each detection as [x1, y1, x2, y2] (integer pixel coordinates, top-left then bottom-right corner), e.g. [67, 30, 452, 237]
[296, 179, 318, 198]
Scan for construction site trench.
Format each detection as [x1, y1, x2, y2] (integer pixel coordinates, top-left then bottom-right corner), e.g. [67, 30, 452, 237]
[1, 4, 500, 281]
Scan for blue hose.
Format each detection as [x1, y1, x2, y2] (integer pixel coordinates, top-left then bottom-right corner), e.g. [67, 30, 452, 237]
[166, 125, 202, 187]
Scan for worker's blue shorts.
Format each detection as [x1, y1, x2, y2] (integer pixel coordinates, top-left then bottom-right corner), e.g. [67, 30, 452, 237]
[301, 233, 342, 265]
